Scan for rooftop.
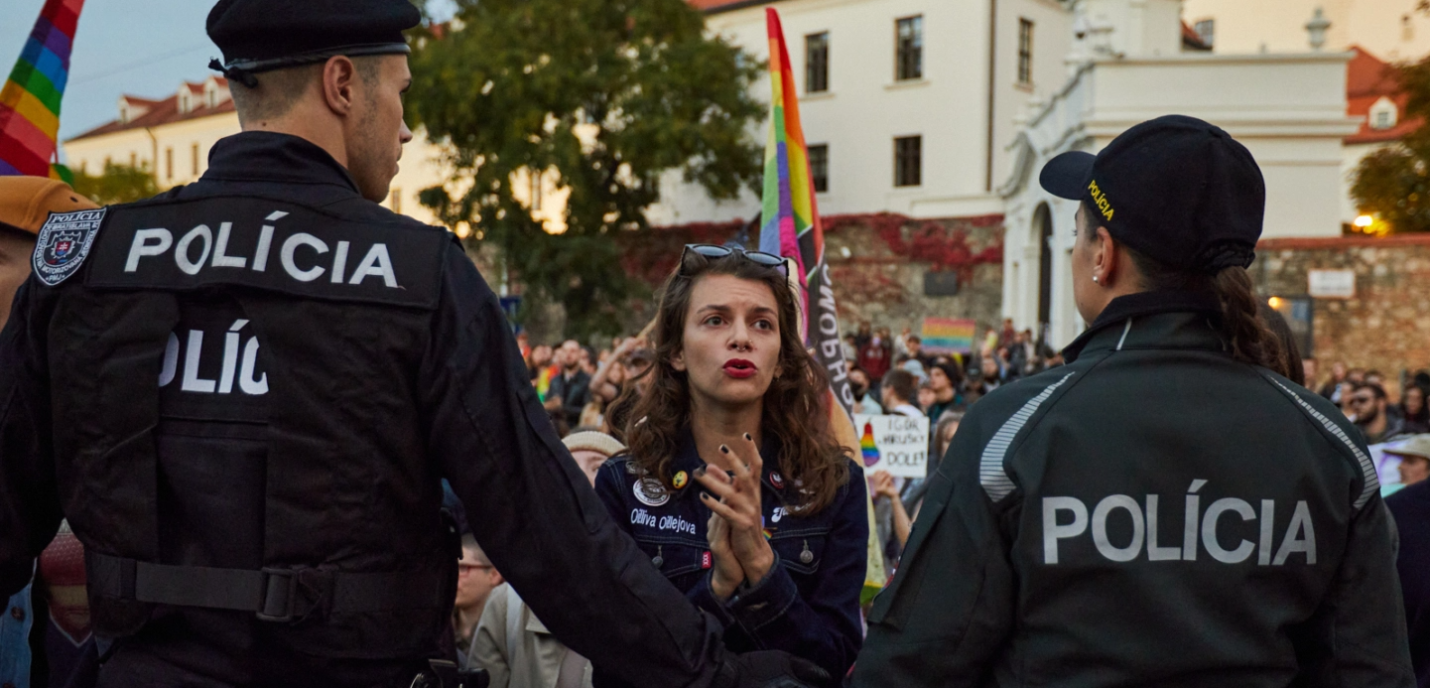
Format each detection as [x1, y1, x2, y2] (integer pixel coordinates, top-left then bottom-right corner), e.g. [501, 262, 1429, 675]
[1345, 45, 1419, 145]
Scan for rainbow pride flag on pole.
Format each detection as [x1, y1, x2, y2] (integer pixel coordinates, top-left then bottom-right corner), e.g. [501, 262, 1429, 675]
[0, 0, 86, 181]
[758, 8, 852, 416]
[759, 8, 886, 602]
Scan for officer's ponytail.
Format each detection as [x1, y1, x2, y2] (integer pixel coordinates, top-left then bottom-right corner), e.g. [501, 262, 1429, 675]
[1121, 235, 1290, 378]
[1210, 265, 1288, 377]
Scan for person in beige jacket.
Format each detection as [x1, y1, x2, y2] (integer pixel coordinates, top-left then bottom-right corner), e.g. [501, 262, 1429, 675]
[469, 432, 624, 688]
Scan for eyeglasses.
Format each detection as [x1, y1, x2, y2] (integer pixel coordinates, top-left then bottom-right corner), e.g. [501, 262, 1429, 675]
[680, 244, 788, 277]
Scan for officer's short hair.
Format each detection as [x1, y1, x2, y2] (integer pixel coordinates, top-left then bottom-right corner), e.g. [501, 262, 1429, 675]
[228, 57, 383, 124]
[882, 369, 917, 404]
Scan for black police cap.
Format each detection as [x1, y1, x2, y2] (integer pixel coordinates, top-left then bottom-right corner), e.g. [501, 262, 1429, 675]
[207, 0, 420, 85]
[1039, 115, 1265, 273]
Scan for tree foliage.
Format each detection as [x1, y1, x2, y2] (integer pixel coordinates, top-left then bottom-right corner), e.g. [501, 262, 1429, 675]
[70, 162, 161, 206]
[407, 0, 765, 338]
[1350, 47, 1430, 234]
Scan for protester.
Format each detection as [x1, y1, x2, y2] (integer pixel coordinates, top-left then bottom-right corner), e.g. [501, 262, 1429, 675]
[857, 328, 892, 383]
[1350, 382, 1407, 445]
[454, 536, 504, 667]
[869, 471, 912, 553]
[0, 177, 100, 688]
[1388, 450, 1430, 687]
[841, 334, 858, 363]
[1386, 436, 1430, 491]
[594, 244, 867, 686]
[471, 431, 627, 687]
[857, 115, 1413, 685]
[848, 365, 883, 415]
[915, 381, 936, 414]
[1396, 384, 1430, 435]
[1319, 361, 1349, 401]
[925, 358, 964, 419]
[880, 370, 923, 419]
[1258, 303, 1305, 386]
[546, 340, 593, 432]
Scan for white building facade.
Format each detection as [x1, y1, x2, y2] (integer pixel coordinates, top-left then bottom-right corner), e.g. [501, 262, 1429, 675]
[999, 0, 1360, 348]
[651, 0, 1077, 225]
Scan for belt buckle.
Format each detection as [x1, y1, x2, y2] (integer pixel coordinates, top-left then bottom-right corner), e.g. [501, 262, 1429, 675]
[256, 567, 297, 622]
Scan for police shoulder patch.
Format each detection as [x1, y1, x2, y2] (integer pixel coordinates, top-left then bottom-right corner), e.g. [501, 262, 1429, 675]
[32, 208, 107, 287]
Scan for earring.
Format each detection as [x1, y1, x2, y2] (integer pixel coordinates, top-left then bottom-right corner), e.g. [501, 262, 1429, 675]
[1092, 275, 1100, 283]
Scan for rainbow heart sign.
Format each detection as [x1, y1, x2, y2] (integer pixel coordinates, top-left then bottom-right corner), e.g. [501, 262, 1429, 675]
[853, 414, 931, 478]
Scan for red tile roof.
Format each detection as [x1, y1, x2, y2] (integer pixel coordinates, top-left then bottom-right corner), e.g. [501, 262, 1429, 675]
[688, 0, 767, 12]
[68, 93, 235, 142]
[1346, 46, 1419, 145]
[1181, 21, 1211, 52]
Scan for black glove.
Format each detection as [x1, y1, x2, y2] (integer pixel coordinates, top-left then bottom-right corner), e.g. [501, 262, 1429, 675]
[713, 650, 834, 688]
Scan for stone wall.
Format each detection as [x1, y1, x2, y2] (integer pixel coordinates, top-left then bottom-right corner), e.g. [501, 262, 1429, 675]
[1256, 233, 1430, 392]
[821, 215, 1006, 338]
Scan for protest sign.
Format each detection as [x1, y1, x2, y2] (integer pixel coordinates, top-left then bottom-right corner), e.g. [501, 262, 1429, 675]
[855, 413, 931, 478]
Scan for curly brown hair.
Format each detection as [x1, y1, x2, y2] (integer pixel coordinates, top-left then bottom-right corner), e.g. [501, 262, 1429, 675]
[622, 250, 851, 515]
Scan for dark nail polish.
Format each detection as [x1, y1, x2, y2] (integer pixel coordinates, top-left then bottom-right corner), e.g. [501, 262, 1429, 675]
[744, 433, 752, 441]
[720, 445, 730, 454]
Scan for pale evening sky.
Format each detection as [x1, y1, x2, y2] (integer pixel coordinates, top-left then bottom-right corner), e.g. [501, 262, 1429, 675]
[1, 0, 455, 153]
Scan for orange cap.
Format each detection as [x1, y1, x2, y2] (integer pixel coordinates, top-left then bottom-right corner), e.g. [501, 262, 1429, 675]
[0, 177, 100, 235]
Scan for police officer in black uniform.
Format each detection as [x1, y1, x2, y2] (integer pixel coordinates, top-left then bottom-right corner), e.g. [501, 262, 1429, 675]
[853, 115, 1416, 686]
[0, 2, 828, 687]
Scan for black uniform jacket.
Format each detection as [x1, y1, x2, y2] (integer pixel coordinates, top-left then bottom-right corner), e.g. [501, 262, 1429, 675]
[854, 292, 1415, 687]
[593, 431, 867, 684]
[0, 133, 730, 687]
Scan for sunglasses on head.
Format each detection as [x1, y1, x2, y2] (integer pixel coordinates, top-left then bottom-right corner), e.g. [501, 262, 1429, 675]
[680, 244, 789, 277]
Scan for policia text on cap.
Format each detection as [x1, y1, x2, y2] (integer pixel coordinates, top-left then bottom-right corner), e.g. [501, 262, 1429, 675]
[0, 1, 828, 686]
[853, 116, 1415, 686]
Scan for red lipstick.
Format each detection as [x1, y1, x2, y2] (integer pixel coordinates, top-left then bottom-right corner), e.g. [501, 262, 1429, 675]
[723, 359, 758, 379]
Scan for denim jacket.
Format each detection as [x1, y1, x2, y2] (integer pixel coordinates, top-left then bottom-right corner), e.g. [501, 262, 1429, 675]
[593, 430, 867, 682]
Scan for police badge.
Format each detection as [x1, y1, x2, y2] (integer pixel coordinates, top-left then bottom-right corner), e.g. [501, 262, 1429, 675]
[33, 208, 106, 286]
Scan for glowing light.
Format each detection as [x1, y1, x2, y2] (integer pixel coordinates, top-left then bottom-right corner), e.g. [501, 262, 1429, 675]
[1354, 215, 1374, 228]
[1268, 296, 1284, 310]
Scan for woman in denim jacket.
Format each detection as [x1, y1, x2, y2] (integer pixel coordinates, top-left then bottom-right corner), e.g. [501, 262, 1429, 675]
[594, 245, 867, 686]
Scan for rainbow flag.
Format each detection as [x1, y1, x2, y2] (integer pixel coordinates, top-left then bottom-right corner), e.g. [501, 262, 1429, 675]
[759, 8, 886, 603]
[758, 8, 852, 416]
[922, 317, 976, 355]
[859, 421, 880, 467]
[0, 0, 85, 181]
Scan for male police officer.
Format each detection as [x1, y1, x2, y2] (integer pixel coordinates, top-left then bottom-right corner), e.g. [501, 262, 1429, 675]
[0, 2, 826, 687]
[853, 116, 1415, 686]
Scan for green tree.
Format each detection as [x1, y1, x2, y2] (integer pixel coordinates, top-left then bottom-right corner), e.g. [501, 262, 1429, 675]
[1350, 38, 1430, 233]
[71, 162, 161, 206]
[408, 0, 764, 338]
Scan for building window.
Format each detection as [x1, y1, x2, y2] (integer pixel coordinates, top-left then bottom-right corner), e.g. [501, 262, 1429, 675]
[808, 144, 829, 193]
[806, 33, 829, 93]
[1017, 19, 1034, 85]
[207, 90, 217, 109]
[165, 147, 174, 180]
[894, 135, 921, 187]
[1370, 97, 1399, 130]
[896, 16, 923, 81]
[1194, 19, 1215, 48]
[192, 143, 200, 176]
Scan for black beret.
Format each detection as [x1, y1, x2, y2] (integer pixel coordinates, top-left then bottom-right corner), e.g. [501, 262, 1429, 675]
[208, 0, 420, 81]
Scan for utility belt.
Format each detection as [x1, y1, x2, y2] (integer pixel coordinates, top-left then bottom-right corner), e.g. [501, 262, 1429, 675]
[87, 551, 449, 623]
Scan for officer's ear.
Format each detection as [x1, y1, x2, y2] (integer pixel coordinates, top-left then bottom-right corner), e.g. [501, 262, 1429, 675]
[670, 347, 687, 373]
[1092, 225, 1125, 288]
[320, 56, 361, 117]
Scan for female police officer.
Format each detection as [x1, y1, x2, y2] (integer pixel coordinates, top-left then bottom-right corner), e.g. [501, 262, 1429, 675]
[853, 115, 1415, 686]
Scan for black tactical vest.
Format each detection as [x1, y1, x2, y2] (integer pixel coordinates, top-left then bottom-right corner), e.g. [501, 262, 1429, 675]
[39, 194, 460, 658]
